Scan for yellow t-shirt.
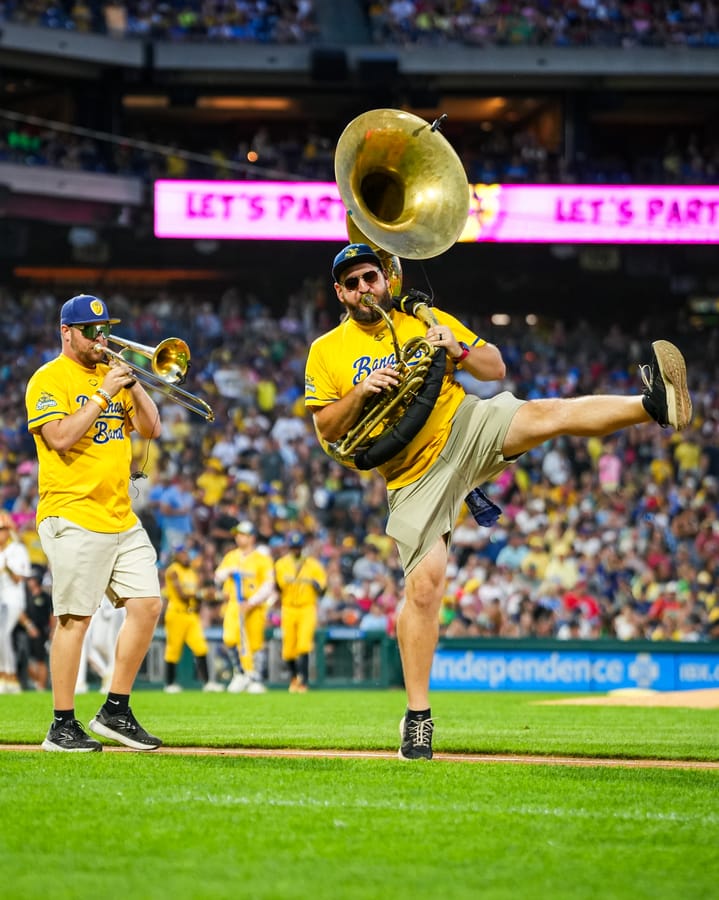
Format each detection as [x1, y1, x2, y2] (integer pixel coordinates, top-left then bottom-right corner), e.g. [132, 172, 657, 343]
[673, 439, 701, 475]
[305, 306, 482, 490]
[25, 354, 138, 532]
[164, 560, 200, 613]
[275, 553, 328, 608]
[196, 468, 229, 506]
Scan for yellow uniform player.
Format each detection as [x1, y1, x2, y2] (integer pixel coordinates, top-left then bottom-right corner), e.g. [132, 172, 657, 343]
[274, 532, 327, 692]
[215, 520, 274, 694]
[163, 546, 223, 693]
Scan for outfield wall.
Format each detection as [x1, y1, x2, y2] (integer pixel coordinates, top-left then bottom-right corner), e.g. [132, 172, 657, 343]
[142, 630, 719, 693]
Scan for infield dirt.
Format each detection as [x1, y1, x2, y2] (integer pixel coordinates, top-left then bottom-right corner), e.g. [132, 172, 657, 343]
[535, 687, 719, 709]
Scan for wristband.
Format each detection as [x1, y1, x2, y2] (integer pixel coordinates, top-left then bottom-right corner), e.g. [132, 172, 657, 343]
[89, 393, 108, 412]
[452, 342, 470, 363]
[96, 388, 112, 405]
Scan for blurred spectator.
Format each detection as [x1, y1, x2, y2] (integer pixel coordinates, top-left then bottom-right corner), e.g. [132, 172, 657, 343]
[0, 511, 32, 693]
[13, 569, 54, 691]
[359, 600, 389, 634]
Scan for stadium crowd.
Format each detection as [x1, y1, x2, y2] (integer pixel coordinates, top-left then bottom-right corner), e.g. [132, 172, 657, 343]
[365, 0, 719, 48]
[3, 0, 719, 48]
[1, 278, 717, 692]
[0, 0, 320, 43]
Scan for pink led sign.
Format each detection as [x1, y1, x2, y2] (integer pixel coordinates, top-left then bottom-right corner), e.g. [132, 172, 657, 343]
[153, 180, 347, 240]
[462, 183, 719, 244]
[154, 180, 719, 244]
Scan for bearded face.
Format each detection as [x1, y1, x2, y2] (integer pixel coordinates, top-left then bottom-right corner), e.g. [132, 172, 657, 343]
[64, 326, 108, 368]
[336, 266, 393, 325]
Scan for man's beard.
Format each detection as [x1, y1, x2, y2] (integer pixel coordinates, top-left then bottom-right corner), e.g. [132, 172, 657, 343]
[70, 333, 103, 368]
[346, 288, 393, 324]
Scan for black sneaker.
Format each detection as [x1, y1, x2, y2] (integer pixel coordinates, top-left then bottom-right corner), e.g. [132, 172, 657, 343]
[640, 340, 692, 430]
[89, 706, 162, 750]
[398, 714, 434, 760]
[42, 719, 102, 752]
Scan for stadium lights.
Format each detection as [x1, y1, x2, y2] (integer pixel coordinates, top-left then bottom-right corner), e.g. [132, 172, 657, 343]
[195, 97, 293, 111]
[123, 95, 170, 109]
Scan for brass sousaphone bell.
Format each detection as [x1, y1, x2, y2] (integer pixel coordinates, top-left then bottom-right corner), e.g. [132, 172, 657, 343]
[335, 107, 470, 269]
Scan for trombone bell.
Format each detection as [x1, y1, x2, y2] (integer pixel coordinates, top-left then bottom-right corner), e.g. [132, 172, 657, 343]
[106, 335, 190, 384]
[150, 338, 190, 384]
[96, 334, 215, 422]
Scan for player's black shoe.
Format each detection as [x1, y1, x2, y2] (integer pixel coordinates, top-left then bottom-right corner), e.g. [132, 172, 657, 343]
[89, 706, 162, 750]
[398, 713, 434, 760]
[42, 719, 102, 752]
[640, 340, 692, 430]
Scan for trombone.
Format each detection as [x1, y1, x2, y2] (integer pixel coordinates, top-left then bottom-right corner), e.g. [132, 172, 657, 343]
[94, 334, 215, 422]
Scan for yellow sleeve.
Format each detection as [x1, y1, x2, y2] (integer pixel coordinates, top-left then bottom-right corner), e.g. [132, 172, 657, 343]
[26, 360, 70, 432]
[305, 336, 339, 408]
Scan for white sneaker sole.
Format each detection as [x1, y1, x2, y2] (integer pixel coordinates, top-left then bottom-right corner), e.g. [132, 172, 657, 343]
[41, 738, 102, 752]
[398, 716, 407, 760]
[89, 718, 161, 751]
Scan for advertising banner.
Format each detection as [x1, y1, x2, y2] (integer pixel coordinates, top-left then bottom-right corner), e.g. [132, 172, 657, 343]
[430, 648, 719, 692]
[154, 180, 719, 244]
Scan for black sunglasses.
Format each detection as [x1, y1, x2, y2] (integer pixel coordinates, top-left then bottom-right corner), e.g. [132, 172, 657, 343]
[341, 269, 381, 291]
[72, 323, 112, 339]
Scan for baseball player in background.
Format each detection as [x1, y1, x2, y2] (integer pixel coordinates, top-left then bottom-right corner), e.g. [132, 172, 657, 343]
[215, 520, 274, 694]
[275, 532, 327, 693]
[163, 545, 224, 693]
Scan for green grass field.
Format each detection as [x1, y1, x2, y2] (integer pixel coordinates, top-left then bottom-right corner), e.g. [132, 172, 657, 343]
[2, 690, 717, 900]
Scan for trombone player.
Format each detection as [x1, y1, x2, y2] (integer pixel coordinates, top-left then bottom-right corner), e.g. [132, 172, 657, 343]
[305, 242, 692, 760]
[26, 294, 164, 751]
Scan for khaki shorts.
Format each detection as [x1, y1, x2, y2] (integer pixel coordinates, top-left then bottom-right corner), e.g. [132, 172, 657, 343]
[387, 392, 525, 574]
[38, 517, 160, 617]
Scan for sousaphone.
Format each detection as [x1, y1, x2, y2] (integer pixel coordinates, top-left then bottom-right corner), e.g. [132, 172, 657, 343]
[328, 109, 470, 470]
[335, 108, 470, 265]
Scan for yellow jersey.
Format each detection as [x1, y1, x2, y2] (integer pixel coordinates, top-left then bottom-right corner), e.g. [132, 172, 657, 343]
[275, 553, 328, 608]
[305, 306, 481, 490]
[164, 560, 200, 613]
[216, 547, 274, 605]
[25, 354, 138, 532]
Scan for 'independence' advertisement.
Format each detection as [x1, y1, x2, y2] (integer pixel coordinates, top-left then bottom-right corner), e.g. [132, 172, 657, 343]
[430, 648, 719, 692]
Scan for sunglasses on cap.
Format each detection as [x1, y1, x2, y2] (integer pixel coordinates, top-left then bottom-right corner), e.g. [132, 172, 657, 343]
[341, 269, 381, 291]
[72, 323, 112, 339]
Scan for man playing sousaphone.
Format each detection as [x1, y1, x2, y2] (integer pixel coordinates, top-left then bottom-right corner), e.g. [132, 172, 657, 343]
[305, 111, 693, 761]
